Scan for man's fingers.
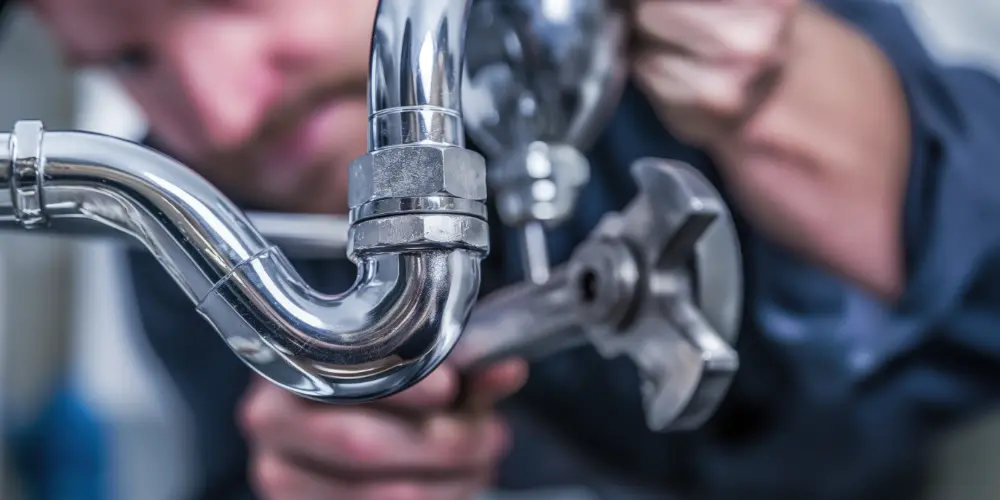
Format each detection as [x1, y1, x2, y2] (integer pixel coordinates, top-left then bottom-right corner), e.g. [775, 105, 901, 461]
[243, 387, 509, 472]
[382, 365, 460, 409]
[240, 357, 526, 417]
[385, 358, 528, 412]
[252, 452, 490, 500]
[296, 409, 508, 471]
[238, 361, 519, 478]
[635, 49, 762, 118]
[252, 452, 335, 500]
[238, 377, 305, 440]
[464, 359, 529, 402]
[452, 359, 530, 413]
[632, 1, 790, 63]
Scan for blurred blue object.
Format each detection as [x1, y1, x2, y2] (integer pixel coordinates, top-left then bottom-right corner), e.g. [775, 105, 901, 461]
[6, 380, 109, 500]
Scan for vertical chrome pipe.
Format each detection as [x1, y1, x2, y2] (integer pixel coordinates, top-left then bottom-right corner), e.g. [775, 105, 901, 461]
[344, 0, 489, 399]
[368, 0, 471, 150]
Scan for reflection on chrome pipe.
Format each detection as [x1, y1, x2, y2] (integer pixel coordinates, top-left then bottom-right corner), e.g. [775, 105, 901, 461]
[0, 211, 352, 259]
[199, 249, 480, 401]
[369, 0, 471, 150]
[450, 266, 585, 370]
[0, 0, 488, 402]
[0, 0, 487, 403]
[1, 126, 485, 400]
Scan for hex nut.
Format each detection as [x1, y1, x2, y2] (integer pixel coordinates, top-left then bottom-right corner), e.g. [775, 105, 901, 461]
[348, 214, 490, 258]
[348, 146, 487, 208]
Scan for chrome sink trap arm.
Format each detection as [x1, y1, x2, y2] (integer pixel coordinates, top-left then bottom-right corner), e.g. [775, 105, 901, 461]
[0, 0, 487, 403]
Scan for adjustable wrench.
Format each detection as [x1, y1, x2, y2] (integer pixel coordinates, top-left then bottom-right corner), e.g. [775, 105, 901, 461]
[3, 159, 741, 430]
[451, 158, 743, 431]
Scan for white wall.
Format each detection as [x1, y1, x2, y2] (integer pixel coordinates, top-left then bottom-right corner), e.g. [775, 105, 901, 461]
[903, 0, 1000, 76]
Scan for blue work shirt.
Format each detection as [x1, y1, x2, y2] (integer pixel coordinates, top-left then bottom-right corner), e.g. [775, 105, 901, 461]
[127, 1, 1000, 498]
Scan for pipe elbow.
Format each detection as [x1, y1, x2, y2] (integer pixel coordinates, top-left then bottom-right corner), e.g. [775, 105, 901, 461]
[198, 248, 483, 402]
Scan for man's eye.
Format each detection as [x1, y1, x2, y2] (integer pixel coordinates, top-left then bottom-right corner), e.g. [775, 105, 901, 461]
[109, 46, 155, 76]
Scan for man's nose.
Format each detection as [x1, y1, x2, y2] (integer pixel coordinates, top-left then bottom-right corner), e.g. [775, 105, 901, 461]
[165, 25, 281, 150]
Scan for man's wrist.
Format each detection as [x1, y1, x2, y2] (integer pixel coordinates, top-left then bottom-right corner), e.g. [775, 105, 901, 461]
[710, 2, 911, 299]
[711, 2, 906, 164]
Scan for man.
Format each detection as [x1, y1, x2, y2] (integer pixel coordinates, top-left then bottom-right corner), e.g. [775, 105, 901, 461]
[4, 0, 1000, 498]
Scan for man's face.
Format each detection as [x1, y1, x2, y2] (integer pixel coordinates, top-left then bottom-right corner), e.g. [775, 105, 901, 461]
[34, 0, 376, 214]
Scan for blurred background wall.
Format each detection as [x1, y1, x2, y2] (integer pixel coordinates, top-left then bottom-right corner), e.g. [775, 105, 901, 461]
[0, 7, 76, 499]
[900, 1, 1000, 499]
[0, 1, 998, 500]
[0, 6, 194, 500]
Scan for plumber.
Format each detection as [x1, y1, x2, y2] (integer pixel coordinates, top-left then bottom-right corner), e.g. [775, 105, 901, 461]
[4, 0, 1000, 499]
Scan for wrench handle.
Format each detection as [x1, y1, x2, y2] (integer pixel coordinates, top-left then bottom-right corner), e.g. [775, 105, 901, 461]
[448, 268, 585, 411]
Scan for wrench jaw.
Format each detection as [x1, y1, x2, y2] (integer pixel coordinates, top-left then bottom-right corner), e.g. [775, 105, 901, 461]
[567, 158, 743, 432]
[637, 296, 740, 431]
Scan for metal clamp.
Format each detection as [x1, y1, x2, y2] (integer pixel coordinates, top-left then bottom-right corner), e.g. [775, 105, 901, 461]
[8, 121, 47, 228]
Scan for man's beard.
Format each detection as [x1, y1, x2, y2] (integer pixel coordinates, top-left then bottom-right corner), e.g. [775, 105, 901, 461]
[194, 71, 369, 214]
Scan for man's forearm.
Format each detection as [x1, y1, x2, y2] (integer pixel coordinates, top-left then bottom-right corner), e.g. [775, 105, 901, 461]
[712, 2, 911, 301]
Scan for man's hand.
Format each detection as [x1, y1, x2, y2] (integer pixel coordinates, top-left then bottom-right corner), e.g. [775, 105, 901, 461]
[630, 0, 910, 300]
[239, 360, 528, 500]
[631, 0, 799, 147]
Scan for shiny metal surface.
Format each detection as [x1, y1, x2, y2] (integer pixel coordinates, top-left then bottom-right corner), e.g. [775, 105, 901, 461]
[453, 159, 743, 432]
[349, 196, 488, 225]
[348, 214, 490, 256]
[488, 142, 591, 227]
[369, 0, 471, 150]
[0, 211, 351, 259]
[0, 0, 492, 404]
[519, 221, 551, 284]
[462, 0, 629, 156]
[2, 127, 271, 303]
[0, 0, 488, 403]
[571, 159, 742, 431]
[199, 249, 480, 401]
[462, 0, 629, 283]
[450, 267, 583, 369]
[488, 141, 591, 284]
[347, 145, 487, 210]
[0, 0, 746, 432]
[0, 118, 489, 402]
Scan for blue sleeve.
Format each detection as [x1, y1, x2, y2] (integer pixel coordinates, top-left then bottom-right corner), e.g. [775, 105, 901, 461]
[691, 2, 1000, 499]
[834, 0, 1000, 492]
[825, 0, 1000, 377]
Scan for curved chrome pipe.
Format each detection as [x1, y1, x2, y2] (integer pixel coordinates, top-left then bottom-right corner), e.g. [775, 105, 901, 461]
[0, 0, 486, 403]
[0, 124, 485, 402]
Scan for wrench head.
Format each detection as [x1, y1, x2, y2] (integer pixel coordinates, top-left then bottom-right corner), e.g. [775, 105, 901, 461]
[568, 158, 742, 431]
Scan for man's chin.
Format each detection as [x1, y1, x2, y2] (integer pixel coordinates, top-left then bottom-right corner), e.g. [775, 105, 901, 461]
[249, 168, 350, 215]
[198, 149, 353, 215]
